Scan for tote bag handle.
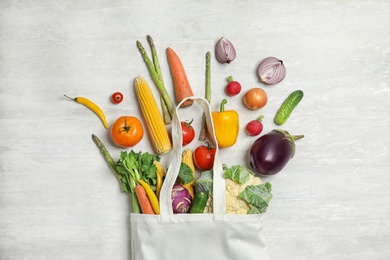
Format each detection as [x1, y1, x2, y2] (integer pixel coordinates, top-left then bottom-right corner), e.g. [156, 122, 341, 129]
[159, 97, 226, 223]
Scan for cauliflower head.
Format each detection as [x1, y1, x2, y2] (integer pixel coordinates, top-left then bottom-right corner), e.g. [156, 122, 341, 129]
[225, 173, 262, 214]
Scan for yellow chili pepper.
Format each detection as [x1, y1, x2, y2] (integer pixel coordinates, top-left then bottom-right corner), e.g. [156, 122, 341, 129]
[64, 95, 109, 129]
[137, 179, 160, 214]
[211, 99, 239, 148]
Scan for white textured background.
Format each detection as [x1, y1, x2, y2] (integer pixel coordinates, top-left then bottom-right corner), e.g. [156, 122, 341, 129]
[1, 0, 389, 259]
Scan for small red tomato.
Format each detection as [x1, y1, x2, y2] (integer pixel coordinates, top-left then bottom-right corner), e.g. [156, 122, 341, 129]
[225, 76, 241, 96]
[181, 119, 195, 146]
[193, 143, 216, 171]
[111, 92, 123, 104]
[245, 115, 264, 136]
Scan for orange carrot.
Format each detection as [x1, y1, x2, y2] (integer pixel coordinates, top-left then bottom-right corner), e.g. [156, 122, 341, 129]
[166, 47, 194, 108]
[135, 184, 155, 214]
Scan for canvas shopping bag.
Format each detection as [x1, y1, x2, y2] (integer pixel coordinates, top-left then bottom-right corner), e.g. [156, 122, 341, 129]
[130, 97, 269, 260]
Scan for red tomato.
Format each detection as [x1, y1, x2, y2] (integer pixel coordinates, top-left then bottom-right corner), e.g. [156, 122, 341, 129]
[181, 119, 195, 146]
[110, 116, 144, 147]
[193, 143, 216, 171]
[111, 92, 123, 104]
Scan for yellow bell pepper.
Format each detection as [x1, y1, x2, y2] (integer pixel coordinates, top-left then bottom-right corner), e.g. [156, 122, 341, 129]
[211, 99, 239, 147]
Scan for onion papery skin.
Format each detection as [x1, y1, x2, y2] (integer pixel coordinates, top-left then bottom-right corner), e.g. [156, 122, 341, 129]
[215, 37, 236, 64]
[258, 57, 286, 85]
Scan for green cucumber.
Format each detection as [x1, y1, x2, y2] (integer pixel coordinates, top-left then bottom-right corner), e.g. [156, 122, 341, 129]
[189, 192, 208, 213]
[274, 90, 304, 125]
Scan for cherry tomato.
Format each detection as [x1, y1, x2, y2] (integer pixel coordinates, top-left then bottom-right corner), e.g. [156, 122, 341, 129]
[243, 87, 267, 110]
[193, 143, 216, 171]
[181, 119, 195, 146]
[111, 92, 123, 104]
[110, 116, 144, 147]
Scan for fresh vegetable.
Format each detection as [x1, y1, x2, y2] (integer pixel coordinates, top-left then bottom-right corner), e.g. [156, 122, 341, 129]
[91, 134, 122, 185]
[180, 148, 196, 198]
[64, 94, 109, 129]
[258, 57, 286, 85]
[92, 136, 146, 213]
[274, 90, 304, 125]
[224, 164, 272, 214]
[243, 87, 268, 110]
[212, 99, 239, 147]
[193, 143, 216, 171]
[134, 76, 172, 155]
[189, 192, 208, 213]
[239, 183, 273, 214]
[116, 150, 160, 213]
[135, 184, 155, 214]
[137, 179, 160, 214]
[194, 170, 213, 213]
[225, 76, 241, 96]
[181, 119, 195, 146]
[245, 115, 264, 136]
[166, 47, 194, 108]
[178, 162, 194, 185]
[110, 116, 144, 147]
[194, 170, 213, 196]
[249, 129, 304, 175]
[111, 92, 123, 104]
[215, 37, 236, 64]
[199, 51, 211, 141]
[155, 161, 165, 198]
[223, 164, 251, 184]
[171, 184, 192, 214]
[136, 36, 175, 123]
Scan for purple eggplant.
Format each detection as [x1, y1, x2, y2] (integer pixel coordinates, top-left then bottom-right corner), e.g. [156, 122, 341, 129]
[249, 129, 304, 175]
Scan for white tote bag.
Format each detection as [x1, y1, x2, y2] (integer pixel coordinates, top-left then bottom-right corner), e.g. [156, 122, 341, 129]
[130, 97, 269, 260]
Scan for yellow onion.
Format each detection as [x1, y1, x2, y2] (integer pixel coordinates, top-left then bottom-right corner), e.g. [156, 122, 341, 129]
[215, 37, 236, 64]
[257, 57, 286, 85]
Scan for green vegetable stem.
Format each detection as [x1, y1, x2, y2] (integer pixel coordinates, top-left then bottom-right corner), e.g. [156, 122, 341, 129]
[136, 36, 175, 124]
[91, 134, 160, 214]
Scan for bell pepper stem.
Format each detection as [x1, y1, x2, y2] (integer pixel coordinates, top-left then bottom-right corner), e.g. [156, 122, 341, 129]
[220, 99, 227, 112]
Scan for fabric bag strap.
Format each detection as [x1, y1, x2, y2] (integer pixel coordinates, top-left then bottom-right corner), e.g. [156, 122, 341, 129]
[159, 97, 226, 223]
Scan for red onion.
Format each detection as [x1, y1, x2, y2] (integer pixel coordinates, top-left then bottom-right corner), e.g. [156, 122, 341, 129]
[257, 57, 286, 85]
[215, 37, 236, 64]
[171, 184, 192, 213]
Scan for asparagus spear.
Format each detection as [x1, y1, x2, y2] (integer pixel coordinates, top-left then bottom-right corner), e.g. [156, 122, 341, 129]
[148, 35, 171, 124]
[91, 134, 120, 181]
[198, 52, 211, 141]
[136, 37, 175, 122]
[91, 134, 141, 213]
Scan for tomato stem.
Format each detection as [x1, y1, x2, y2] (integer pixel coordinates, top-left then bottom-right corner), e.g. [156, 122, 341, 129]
[118, 119, 131, 133]
[185, 118, 194, 127]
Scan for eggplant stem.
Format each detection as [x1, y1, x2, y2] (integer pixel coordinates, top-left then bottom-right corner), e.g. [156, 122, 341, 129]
[292, 135, 304, 141]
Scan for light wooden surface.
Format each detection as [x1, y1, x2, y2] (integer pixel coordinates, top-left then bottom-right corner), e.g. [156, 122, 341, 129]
[1, 1, 389, 259]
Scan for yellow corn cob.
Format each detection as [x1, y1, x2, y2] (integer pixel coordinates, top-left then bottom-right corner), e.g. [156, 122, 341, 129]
[154, 161, 165, 198]
[181, 148, 196, 198]
[154, 161, 166, 177]
[135, 76, 172, 155]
